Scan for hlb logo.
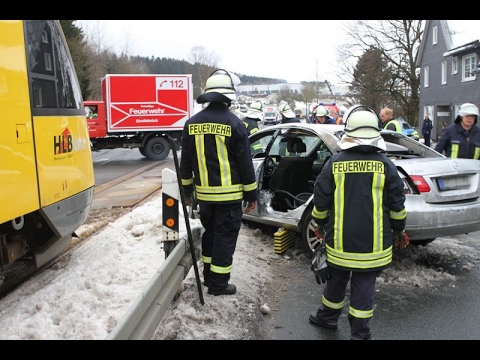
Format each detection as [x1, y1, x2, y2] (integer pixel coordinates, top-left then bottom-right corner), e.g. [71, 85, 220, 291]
[54, 128, 73, 154]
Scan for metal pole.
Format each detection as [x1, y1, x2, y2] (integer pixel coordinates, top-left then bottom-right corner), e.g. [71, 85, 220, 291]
[167, 135, 204, 305]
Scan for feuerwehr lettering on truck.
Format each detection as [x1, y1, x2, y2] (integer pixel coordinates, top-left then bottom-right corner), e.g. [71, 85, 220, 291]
[85, 74, 194, 161]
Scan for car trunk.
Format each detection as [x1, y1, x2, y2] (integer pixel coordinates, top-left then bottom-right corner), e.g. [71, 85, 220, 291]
[395, 157, 480, 203]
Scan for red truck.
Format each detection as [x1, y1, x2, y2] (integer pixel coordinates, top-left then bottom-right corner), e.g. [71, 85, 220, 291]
[84, 74, 194, 161]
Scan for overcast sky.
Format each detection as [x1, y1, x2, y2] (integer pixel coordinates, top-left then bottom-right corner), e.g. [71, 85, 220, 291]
[76, 20, 352, 84]
[76, 20, 480, 86]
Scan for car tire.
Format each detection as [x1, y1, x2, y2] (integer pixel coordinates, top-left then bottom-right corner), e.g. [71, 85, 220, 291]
[300, 203, 320, 257]
[300, 204, 437, 254]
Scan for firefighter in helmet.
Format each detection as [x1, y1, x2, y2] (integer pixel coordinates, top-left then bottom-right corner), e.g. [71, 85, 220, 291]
[435, 103, 480, 159]
[180, 69, 258, 296]
[310, 106, 407, 340]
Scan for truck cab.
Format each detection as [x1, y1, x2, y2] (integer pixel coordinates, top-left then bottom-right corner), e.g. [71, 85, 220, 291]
[84, 100, 107, 138]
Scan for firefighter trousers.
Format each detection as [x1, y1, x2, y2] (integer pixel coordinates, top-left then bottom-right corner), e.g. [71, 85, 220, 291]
[199, 201, 243, 291]
[315, 267, 381, 340]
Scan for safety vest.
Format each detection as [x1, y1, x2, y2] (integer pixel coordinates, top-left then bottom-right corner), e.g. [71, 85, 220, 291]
[385, 119, 402, 133]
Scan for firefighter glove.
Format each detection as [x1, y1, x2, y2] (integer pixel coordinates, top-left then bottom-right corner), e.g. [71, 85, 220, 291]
[314, 225, 325, 240]
[243, 200, 257, 213]
[317, 264, 331, 284]
[311, 243, 330, 284]
[393, 230, 410, 249]
[184, 193, 194, 207]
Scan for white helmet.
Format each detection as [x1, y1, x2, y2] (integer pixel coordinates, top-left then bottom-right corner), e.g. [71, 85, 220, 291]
[344, 111, 381, 139]
[249, 101, 263, 113]
[458, 103, 479, 117]
[278, 103, 295, 118]
[340, 107, 386, 150]
[246, 101, 263, 120]
[315, 105, 329, 117]
[204, 69, 239, 101]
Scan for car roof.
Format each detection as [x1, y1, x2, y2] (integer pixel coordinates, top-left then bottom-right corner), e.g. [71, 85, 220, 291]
[256, 122, 429, 154]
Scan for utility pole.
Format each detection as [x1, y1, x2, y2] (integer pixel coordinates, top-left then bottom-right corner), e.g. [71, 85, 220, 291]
[315, 59, 320, 104]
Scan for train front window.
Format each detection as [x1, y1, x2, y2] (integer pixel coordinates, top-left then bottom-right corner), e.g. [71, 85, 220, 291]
[26, 20, 83, 111]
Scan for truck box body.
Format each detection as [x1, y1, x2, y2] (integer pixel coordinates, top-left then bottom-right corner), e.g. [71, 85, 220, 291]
[86, 74, 193, 137]
[84, 74, 194, 161]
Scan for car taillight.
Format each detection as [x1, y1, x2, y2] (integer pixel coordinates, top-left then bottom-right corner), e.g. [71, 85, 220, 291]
[405, 175, 431, 194]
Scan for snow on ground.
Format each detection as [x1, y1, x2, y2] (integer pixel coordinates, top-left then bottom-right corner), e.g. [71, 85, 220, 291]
[1, 191, 479, 339]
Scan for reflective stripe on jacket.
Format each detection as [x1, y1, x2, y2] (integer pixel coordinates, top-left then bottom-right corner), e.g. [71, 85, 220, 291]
[243, 117, 262, 151]
[311, 148, 406, 271]
[180, 102, 258, 203]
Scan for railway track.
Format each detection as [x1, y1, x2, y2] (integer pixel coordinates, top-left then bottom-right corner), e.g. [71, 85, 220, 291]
[0, 161, 165, 300]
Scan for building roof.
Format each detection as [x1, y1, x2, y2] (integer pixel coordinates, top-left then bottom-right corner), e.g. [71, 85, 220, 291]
[416, 20, 480, 67]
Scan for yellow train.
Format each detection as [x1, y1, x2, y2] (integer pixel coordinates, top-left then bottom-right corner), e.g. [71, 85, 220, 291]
[0, 20, 94, 270]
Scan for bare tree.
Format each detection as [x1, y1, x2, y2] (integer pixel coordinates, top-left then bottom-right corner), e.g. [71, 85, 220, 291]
[301, 84, 317, 103]
[338, 20, 423, 124]
[188, 46, 220, 96]
[74, 20, 146, 100]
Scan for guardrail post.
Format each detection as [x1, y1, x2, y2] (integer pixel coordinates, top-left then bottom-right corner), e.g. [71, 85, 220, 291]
[162, 168, 179, 258]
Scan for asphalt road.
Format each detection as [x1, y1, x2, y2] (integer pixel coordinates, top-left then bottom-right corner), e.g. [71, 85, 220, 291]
[90, 147, 480, 340]
[264, 236, 480, 340]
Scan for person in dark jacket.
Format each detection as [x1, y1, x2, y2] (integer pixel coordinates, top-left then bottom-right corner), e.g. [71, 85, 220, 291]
[435, 103, 480, 159]
[278, 102, 301, 124]
[180, 69, 258, 296]
[243, 101, 263, 153]
[421, 114, 433, 147]
[311, 105, 336, 124]
[309, 107, 407, 340]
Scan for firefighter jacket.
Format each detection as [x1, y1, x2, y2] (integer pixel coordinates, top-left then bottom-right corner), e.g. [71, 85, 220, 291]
[242, 116, 260, 136]
[434, 123, 480, 159]
[242, 116, 262, 153]
[180, 101, 258, 204]
[311, 146, 406, 271]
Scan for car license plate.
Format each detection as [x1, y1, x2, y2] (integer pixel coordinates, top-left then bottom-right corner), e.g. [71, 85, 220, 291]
[437, 176, 470, 191]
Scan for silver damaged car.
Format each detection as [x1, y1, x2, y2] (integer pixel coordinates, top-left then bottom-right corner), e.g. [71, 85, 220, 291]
[242, 105, 480, 256]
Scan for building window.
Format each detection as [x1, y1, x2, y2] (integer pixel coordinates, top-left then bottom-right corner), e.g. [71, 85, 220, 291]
[463, 54, 477, 81]
[44, 53, 52, 71]
[441, 61, 447, 85]
[41, 29, 49, 44]
[433, 26, 438, 45]
[452, 57, 458, 75]
[424, 66, 430, 87]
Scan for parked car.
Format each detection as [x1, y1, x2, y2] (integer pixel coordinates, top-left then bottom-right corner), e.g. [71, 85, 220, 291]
[243, 105, 480, 256]
[399, 119, 420, 141]
[264, 111, 280, 125]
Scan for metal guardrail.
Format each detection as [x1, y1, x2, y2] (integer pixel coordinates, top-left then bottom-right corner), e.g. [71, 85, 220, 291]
[107, 226, 203, 340]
